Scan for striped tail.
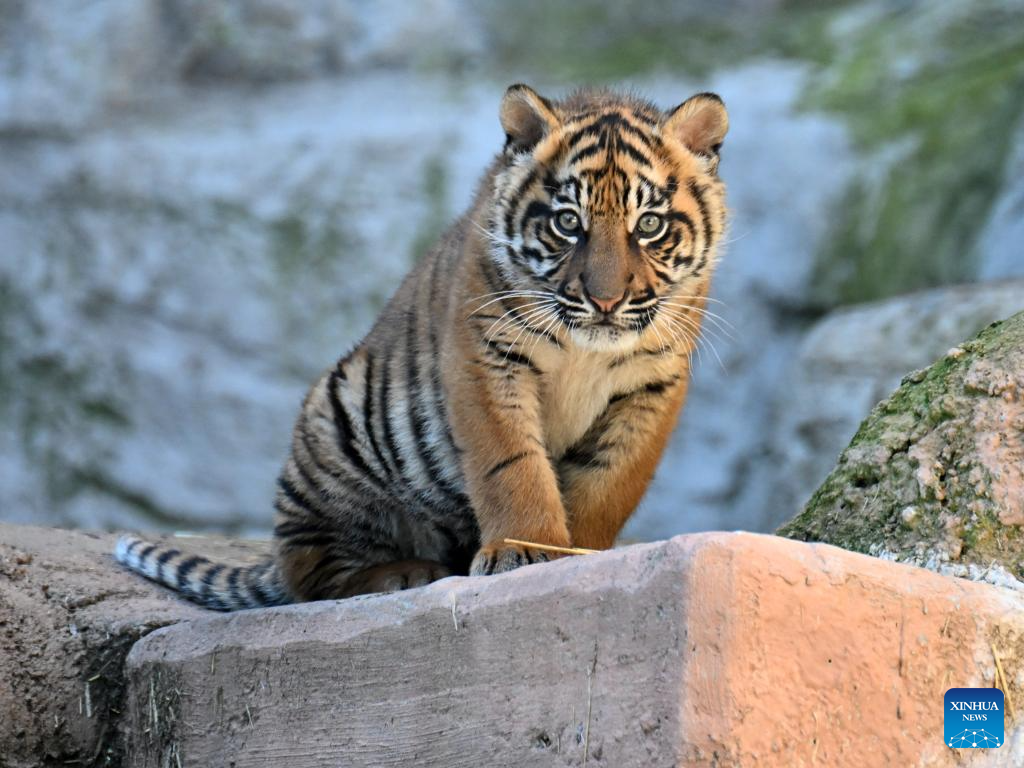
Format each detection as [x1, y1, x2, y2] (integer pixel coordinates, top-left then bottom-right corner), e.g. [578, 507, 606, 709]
[114, 535, 291, 611]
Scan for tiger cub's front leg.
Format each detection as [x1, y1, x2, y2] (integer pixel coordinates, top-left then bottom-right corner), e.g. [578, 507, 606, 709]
[448, 346, 571, 576]
[559, 373, 690, 550]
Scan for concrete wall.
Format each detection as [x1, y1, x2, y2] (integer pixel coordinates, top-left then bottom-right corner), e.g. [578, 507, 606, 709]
[4, 523, 1023, 766]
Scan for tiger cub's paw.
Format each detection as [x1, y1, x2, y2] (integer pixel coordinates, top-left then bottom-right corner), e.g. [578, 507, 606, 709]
[469, 540, 562, 576]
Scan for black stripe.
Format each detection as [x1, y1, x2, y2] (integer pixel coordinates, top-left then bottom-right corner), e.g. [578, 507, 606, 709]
[281, 533, 337, 549]
[227, 567, 244, 608]
[504, 167, 539, 238]
[124, 538, 142, 557]
[687, 179, 713, 256]
[274, 519, 332, 539]
[506, 244, 528, 269]
[485, 451, 532, 479]
[621, 177, 633, 210]
[521, 246, 546, 264]
[629, 286, 657, 305]
[541, 259, 568, 281]
[483, 339, 540, 374]
[405, 305, 464, 505]
[479, 245, 510, 293]
[643, 378, 678, 394]
[568, 140, 605, 165]
[424, 256, 465, 480]
[520, 200, 551, 231]
[155, 548, 181, 581]
[614, 136, 652, 167]
[378, 348, 408, 482]
[247, 565, 277, 606]
[563, 113, 654, 149]
[666, 210, 697, 242]
[200, 563, 227, 608]
[361, 354, 393, 480]
[608, 348, 669, 369]
[536, 226, 565, 255]
[607, 376, 681, 406]
[277, 475, 319, 516]
[294, 455, 347, 516]
[560, 441, 611, 470]
[403, 311, 432, 474]
[327, 368, 376, 481]
[137, 544, 157, 565]
[296, 416, 355, 486]
[175, 555, 208, 590]
[274, 519, 338, 549]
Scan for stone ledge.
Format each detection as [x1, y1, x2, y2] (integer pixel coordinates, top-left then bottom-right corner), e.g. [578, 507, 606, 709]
[0, 523, 269, 767]
[122, 533, 1024, 767]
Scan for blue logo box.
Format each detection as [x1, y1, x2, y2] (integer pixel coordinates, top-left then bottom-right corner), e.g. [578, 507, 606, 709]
[945, 688, 1004, 749]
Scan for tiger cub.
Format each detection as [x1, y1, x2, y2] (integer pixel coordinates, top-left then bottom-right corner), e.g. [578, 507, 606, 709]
[116, 85, 729, 610]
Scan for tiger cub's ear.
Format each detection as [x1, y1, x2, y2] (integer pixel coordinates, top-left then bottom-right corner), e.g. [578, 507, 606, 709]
[664, 92, 729, 168]
[500, 84, 560, 154]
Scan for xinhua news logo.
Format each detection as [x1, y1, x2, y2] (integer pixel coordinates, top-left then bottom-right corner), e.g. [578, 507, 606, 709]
[944, 688, 1004, 749]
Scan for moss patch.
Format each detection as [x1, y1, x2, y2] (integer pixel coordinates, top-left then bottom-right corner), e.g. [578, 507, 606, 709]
[779, 311, 1024, 576]
[481, 0, 847, 82]
[268, 211, 349, 279]
[804, 3, 1024, 305]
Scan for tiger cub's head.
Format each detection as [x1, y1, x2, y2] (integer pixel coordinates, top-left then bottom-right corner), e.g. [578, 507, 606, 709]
[486, 85, 729, 353]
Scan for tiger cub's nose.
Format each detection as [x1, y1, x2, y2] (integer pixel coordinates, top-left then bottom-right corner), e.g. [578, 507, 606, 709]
[583, 286, 627, 314]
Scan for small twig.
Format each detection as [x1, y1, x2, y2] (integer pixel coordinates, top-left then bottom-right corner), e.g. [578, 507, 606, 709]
[447, 592, 459, 632]
[992, 644, 1016, 720]
[503, 539, 598, 556]
[150, 678, 159, 734]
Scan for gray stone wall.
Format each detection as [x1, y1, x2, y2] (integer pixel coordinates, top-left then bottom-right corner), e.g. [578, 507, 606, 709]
[2, 0, 1022, 538]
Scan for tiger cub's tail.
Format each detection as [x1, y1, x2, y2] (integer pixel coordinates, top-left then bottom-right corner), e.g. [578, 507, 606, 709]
[114, 535, 291, 611]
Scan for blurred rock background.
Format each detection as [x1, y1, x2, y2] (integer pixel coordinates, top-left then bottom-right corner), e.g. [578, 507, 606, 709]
[1, 0, 1022, 539]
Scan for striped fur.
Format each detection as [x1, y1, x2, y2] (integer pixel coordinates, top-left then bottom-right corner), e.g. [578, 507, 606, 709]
[115, 85, 730, 610]
[114, 535, 288, 611]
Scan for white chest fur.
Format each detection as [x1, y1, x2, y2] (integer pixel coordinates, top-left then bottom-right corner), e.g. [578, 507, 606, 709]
[538, 346, 675, 458]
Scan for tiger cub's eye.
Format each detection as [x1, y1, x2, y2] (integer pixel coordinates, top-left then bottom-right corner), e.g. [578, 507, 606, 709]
[637, 213, 664, 236]
[553, 210, 581, 236]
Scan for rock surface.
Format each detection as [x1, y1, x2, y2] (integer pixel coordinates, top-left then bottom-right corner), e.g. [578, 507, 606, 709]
[123, 532, 1024, 767]
[4, 523, 1024, 766]
[763, 281, 1024, 532]
[0, 523, 268, 767]
[779, 310, 1024, 582]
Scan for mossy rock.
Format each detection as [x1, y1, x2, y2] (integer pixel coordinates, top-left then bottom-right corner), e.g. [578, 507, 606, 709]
[779, 310, 1024, 579]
